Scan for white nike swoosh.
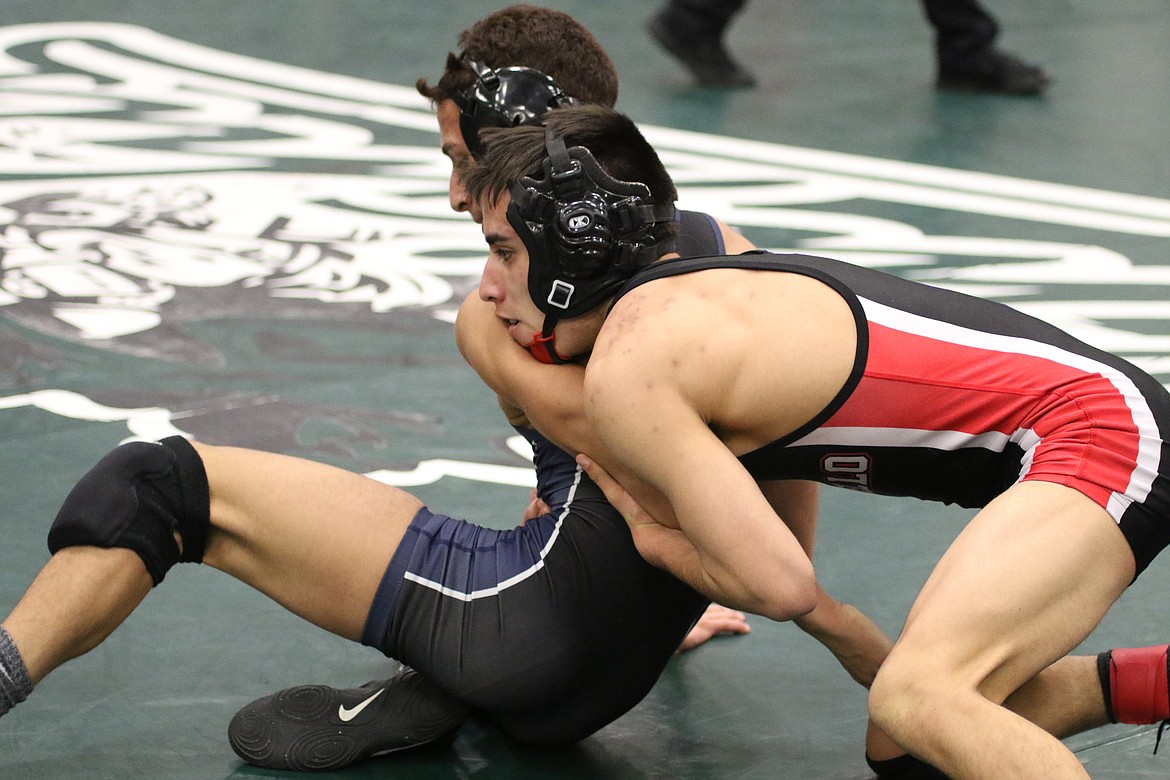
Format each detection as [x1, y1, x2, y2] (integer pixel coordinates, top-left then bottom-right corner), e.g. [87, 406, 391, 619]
[337, 688, 385, 722]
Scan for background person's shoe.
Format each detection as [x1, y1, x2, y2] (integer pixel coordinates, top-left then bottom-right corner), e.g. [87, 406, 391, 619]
[228, 667, 469, 771]
[647, 13, 756, 88]
[936, 48, 1051, 96]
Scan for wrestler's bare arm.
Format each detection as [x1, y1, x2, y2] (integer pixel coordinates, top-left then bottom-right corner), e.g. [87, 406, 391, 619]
[456, 293, 749, 648]
[758, 480, 893, 686]
[457, 294, 593, 453]
[582, 306, 817, 620]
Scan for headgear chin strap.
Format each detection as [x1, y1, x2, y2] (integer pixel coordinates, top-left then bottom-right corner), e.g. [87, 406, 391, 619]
[525, 331, 570, 365]
[508, 129, 676, 363]
[452, 56, 578, 158]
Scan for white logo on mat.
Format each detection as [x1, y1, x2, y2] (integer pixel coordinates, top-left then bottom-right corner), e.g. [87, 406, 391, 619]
[0, 22, 1166, 379]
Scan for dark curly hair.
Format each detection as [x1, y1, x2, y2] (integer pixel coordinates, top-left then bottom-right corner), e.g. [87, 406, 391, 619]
[416, 5, 619, 107]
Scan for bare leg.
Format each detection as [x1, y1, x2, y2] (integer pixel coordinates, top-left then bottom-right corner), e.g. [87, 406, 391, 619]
[196, 442, 421, 640]
[4, 547, 152, 684]
[1001, 655, 1111, 738]
[868, 481, 1133, 779]
[865, 652, 1112, 776]
[2, 440, 422, 701]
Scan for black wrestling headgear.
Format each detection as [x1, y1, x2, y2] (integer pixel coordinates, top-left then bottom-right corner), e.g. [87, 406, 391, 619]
[452, 56, 578, 158]
[507, 129, 675, 363]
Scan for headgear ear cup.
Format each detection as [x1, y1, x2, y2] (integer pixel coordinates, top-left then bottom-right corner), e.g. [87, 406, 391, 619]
[543, 133, 615, 279]
[452, 57, 578, 158]
[507, 128, 677, 320]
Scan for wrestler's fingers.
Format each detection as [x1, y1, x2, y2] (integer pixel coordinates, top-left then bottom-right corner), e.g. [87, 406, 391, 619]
[698, 603, 751, 633]
[676, 604, 752, 652]
[519, 490, 551, 526]
[576, 454, 648, 525]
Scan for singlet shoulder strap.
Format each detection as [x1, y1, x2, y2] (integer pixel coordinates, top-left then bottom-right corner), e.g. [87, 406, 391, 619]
[675, 209, 725, 257]
[610, 250, 811, 312]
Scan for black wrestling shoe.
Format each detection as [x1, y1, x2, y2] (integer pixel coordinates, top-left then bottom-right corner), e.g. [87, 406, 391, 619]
[866, 752, 950, 778]
[647, 13, 756, 88]
[228, 667, 469, 771]
[936, 48, 1051, 96]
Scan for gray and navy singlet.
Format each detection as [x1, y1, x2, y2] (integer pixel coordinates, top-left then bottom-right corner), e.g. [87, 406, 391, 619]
[361, 428, 707, 746]
[355, 211, 724, 747]
[614, 251, 1170, 575]
[675, 208, 726, 257]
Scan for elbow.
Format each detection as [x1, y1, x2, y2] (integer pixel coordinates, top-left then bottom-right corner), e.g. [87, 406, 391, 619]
[756, 563, 818, 622]
[762, 587, 818, 623]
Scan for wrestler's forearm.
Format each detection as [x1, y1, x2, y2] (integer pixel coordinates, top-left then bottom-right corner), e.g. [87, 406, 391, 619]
[794, 588, 893, 688]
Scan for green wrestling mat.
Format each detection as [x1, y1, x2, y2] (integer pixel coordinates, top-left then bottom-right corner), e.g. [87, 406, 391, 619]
[1, 1, 1168, 777]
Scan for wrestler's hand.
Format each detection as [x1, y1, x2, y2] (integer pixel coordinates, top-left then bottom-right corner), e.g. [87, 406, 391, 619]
[578, 455, 751, 652]
[575, 454, 686, 562]
[519, 489, 551, 526]
[577, 453, 715, 598]
[677, 603, 751, 653]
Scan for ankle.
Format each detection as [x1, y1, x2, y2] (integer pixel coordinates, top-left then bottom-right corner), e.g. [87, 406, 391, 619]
[865, 752, 948, 779]
[1099, 644, 1170, 724]
[0, 625, 34, 716]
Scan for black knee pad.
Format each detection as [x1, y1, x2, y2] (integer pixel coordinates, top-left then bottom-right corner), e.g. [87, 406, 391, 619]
[47, 435, 210, 586]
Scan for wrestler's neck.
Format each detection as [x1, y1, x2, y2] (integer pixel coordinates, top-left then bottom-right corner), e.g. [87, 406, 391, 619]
[554, 251, 681, 363]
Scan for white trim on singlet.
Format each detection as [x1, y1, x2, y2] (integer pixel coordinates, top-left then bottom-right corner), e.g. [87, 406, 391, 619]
[400, 466, 582, 601]
[1014, 427, 1043, 484]
[859, 297, 1159, 519]
[792, 426, 1013, 452]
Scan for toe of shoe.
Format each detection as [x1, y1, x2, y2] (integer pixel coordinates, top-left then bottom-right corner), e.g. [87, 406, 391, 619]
[937, 52, 1051, 95]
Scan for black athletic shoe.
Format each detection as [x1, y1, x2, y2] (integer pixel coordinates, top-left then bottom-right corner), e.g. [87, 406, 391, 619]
[866, 752, 950, 778]
[228, 667, 469, 771]
[936, 48, 1051, 96]
[647, 13, 756, 88]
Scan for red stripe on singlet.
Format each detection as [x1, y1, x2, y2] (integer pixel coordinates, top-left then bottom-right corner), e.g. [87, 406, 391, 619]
[824, 323, 1142, 504]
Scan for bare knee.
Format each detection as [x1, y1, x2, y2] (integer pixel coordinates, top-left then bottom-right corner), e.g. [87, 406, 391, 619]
[868, 655, 915, 738]
[868, 651, 962, 752]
